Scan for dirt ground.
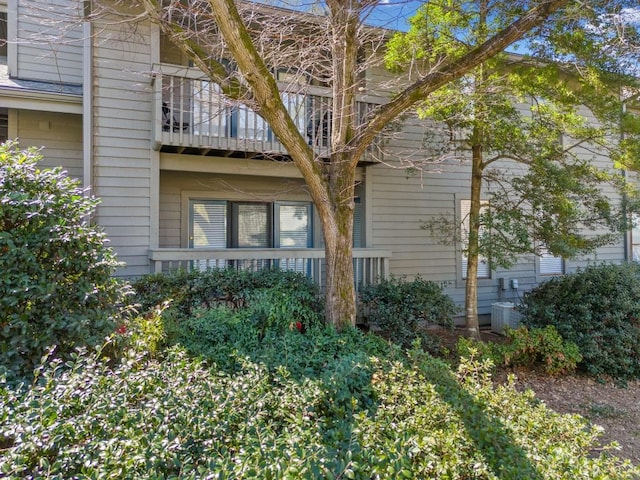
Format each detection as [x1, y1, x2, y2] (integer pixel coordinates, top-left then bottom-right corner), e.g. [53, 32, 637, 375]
[432, 327, 640, 466]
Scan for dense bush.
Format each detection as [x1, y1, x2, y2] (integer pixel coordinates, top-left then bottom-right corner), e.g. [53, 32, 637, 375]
[519, 263, 640, 381]
[457, 326, 582, 375]
[360, 275, 458, 349]
[132, 268, 324, 330]
[0, 142, 129, 381]
[1, 326, 636, 479]
[166, 304, 389, 377]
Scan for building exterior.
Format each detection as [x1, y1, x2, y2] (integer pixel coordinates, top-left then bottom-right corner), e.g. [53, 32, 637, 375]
[2, 0, 636, 320]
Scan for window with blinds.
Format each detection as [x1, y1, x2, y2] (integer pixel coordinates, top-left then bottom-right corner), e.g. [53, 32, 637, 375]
[353, 198, 362, 248]
[460, 199, 490, 279]
[190, 199, 313, 250]
[539, 249, 564, 275]
[233, 203, 271, 248]
[190, 200, 227, 248]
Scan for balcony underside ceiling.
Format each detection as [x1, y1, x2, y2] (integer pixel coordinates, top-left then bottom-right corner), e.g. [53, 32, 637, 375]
[159, 144, 377, 166]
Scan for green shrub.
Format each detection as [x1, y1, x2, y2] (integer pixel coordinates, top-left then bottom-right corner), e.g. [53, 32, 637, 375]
[130, 268, 196, 314]
[1, 333, 637, 479]
[244, 269, 324, 332]
[457, 326, 582, 375]
[360, 275, 458, 349]
[132, 268, 324, 325]
[0, 142, 129, 382]
[519, 263, 640, 381]
[169, 304, 390, 377]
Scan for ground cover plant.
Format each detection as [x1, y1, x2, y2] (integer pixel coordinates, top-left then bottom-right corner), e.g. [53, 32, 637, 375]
[518, 263, 640, 382]
[0, 142, 129, 382]
[2, 301, 638, 479]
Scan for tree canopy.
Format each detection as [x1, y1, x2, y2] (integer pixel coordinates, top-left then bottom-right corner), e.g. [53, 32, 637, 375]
[386, 0, 640, 332]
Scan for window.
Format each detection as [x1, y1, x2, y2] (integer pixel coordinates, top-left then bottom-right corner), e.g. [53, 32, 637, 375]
[160, 30, 191, 66]
[632, 215, 640, 262]
[353, 197, 362, 248]
[538, 248, 564, 275]
[460, 199, 490, 279]
[189, 200, 312, 249]
[0, 12, 6, 62]
[191, 200, 226, 249]
[190, 199, 313, 271]
[277, 203, 311, 248]
[0, 108, 7, 143]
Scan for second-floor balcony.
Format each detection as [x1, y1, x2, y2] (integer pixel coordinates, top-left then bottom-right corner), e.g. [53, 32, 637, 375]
[152, 65, 383, 161]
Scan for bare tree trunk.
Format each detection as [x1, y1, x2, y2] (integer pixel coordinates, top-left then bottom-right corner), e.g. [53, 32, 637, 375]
[305, 150, 358, 329]
[322, 187, 356, 329]
[322, 0, 359, 329]
[464, 1, 488, 341]
[465, 140, 484, 340]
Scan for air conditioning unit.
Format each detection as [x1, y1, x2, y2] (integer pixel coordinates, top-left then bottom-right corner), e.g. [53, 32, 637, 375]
[491, 302, 522, 334]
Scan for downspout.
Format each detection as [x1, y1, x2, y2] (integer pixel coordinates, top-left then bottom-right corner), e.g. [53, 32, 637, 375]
[621, 99, 631, 262]
[7, 0, 17, 77]
[82, 1, 93, 197]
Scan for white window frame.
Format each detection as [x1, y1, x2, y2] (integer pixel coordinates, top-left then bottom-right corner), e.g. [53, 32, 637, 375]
[460, 198, 491, 280]
[631, 213, 640, 263]
[189, 199, 313, 250]
[538, 248, 564, 276]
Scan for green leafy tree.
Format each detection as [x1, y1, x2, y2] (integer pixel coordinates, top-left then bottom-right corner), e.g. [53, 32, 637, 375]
[387, 0, 640, 335]
[0, 142, 128, 380]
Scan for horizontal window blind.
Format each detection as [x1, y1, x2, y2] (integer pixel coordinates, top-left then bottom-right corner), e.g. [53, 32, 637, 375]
[190, 200, 226, 248]
[236, 203, 270, 248]
[539, 249, 563, 275]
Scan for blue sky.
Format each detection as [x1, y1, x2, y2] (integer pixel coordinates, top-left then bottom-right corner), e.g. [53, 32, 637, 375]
[363, 1, 423, 32]
[267, 0, 422, 32]
[268, 1, 640, 40]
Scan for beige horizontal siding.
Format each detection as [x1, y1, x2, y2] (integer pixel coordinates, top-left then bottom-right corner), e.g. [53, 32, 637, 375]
[17, 0, 84, 84]
[15, 109, 82, 179]
[368, 101, 629, 314]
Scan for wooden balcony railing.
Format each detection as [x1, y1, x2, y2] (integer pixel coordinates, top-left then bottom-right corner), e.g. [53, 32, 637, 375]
[152, 65, 384, 160]
[148, 247, 391, 292]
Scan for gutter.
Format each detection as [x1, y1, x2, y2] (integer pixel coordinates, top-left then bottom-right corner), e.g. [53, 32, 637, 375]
[0, 87, 82, 114]
[83, 1, 93, 195]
